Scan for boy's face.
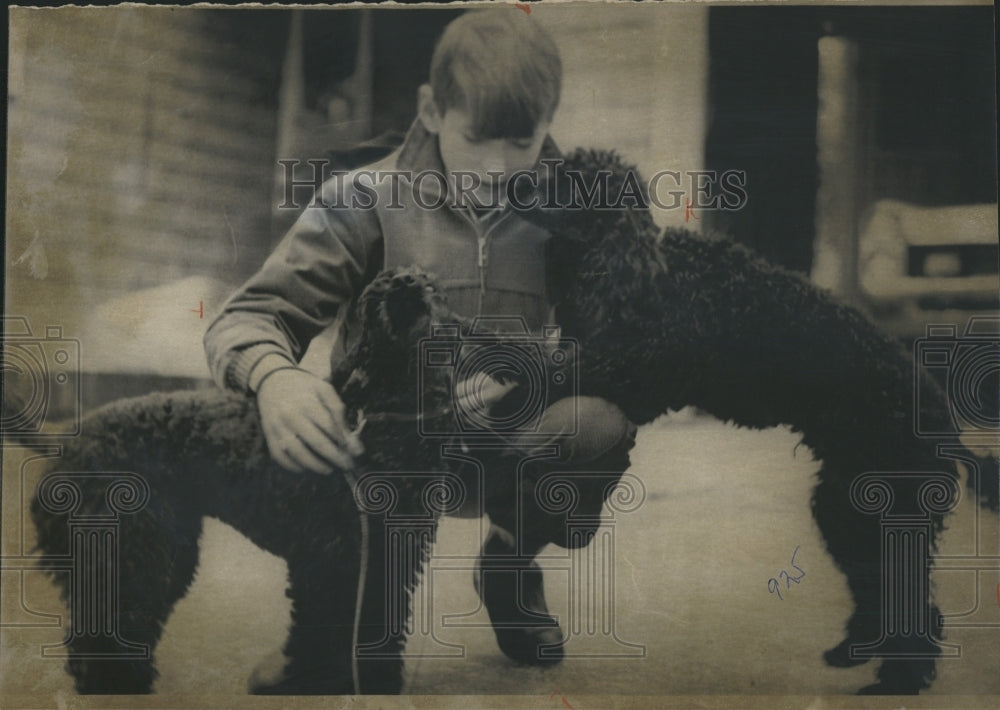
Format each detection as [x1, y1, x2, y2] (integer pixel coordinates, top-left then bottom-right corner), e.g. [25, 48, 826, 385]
[419, 88, 550, 203]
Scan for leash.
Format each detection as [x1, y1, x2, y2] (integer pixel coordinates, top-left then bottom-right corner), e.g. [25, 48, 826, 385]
[343, 398, 517, 692]
[344, 397, 539, 692]
[340, 406, 450, 694]
[342, 469, 367, 696]
[352, 406, 452, 427]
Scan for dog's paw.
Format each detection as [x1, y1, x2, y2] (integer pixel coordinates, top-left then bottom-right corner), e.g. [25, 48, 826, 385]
[857, 681, 919, 695]
[965, 451, 1000, 511]
[247, 649, 289, 694]
[823, 638, 870, 668]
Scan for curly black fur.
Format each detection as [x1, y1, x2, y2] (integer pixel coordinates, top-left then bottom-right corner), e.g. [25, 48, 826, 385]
[30, 268, 459, 695]
[29, 148, 993, 696]
[532, 148, 997, 694]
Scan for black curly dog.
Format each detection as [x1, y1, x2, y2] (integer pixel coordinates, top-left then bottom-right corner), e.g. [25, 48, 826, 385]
[529, 148, 997, 695]
[30, 269, 485, 695]
[29, 267, 620, 695]
[29, 149, 995, 696]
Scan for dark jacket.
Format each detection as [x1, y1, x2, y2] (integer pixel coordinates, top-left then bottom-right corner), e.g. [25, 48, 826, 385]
[204, 118, 563, 392]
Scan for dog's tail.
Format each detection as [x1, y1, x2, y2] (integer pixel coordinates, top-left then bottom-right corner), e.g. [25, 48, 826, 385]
[1, 423, 77, 451]
[1, 369, 76, 450]
[1, 407, 77, 451]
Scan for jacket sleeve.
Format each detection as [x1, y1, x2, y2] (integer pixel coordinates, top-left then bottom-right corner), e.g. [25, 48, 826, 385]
[203, 178, 382, 392]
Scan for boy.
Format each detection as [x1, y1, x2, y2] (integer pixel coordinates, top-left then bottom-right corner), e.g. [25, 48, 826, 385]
[204, 9, 636, 691]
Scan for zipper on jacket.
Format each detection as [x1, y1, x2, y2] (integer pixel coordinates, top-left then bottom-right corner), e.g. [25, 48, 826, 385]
[467, 207, 510, 316]
[477, 233, 488, 315]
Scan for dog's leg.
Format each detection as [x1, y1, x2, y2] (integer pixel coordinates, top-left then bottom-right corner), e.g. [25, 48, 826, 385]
[811, 472, 942, 694]
[811, 470, 880, 672]
[250, 541, 360, 695]
[63, 508, 203, 694]
[252, 561, 358, 695]
[352, 514, 427, 694]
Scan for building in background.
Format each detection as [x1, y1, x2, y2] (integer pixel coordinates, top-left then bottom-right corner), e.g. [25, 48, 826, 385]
[705, 6, 997, 337]
[5, 4, 997, 414]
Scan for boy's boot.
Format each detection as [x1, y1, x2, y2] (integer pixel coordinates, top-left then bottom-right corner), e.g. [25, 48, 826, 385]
[474, 523, 564, 666]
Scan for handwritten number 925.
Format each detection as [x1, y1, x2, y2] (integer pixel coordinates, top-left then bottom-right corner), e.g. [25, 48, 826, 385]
[768, 545, 804, 601]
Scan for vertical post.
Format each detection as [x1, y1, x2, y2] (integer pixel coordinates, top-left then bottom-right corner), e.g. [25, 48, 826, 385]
[352, 10, 374, 140]
[271, 10, 305, 241]
[812, 36, 862, 302]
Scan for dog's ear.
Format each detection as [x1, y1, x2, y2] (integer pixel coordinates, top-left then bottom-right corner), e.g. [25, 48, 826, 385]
[357, 268, 444, 343]
[382, 271, 435, 337]
[522, 147, 658, 239]
[358, 272, 393, 334]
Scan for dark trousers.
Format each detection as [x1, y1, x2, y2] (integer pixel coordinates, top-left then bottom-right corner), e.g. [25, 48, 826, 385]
[452, 395, 638, 554]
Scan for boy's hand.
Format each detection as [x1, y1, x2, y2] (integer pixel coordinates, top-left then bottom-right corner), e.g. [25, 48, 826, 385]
[256, 368, 364, 474]
[455, 373, 519, 414]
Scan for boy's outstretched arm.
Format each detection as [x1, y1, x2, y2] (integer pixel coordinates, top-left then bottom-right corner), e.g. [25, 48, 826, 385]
[204, 183, 380, 474]
[256, 368, 364, 474]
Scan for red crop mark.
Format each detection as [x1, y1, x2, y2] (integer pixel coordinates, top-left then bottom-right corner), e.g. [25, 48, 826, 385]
[550, 690, 575, 710]
[684, 197, 700, 223]
[189, 300, 204, 319]
[515, 3, 531, 14]
[995, 582, 1000, 608]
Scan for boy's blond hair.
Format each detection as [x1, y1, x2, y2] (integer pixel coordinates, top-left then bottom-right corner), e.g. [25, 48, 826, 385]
[430, 9, 562, 140]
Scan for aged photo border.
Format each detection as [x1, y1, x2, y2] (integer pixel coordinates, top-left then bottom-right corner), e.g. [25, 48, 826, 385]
[4, 1, 998, 708]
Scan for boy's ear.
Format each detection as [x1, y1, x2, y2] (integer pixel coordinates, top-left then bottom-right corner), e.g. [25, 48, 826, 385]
[417, 84, 442, 134]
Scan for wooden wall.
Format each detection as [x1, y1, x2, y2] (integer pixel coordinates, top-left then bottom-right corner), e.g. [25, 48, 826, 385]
[7, 8, 286, 333]
[535, 4, 710, 231]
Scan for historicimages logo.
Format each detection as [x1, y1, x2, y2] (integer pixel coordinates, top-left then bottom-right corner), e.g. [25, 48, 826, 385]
[276, 157, 748, 216]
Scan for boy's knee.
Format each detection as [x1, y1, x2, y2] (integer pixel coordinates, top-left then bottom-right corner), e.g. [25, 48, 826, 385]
[515, 396, 636, 464]
[569, 396, 637, 464]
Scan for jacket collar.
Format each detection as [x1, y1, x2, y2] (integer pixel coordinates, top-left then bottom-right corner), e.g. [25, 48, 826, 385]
[396, 117, 563, 177]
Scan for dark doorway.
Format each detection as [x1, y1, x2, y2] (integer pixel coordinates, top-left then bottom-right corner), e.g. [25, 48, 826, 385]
[704, 8, 822, 274]
[704, 6, 996, 275]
